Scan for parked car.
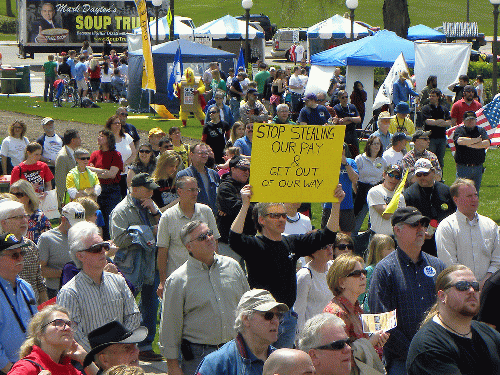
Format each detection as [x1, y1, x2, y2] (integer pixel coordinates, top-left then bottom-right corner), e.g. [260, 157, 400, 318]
[235, 14, 277, 40]
[271, 28, 308, 61]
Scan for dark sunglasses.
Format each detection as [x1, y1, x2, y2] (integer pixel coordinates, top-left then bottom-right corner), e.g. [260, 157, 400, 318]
[78, 157, 90, 161]
[315, 338, 352, 351]
[445, 280, 480, 292]
[11, 192, 26, 198]
[257, 311, 285, 322]
[265, 213, 287, 219]
[346, 269, 368, 278]
[82, 242, 110, 254]
[118, 113, 128, 116]
[209, 111, 218, 115]
[43, 318, 77, 331]
[0, 249, 27, 260]
[387, 172, 402, 180]
[415, 171, 430, 177]
[407, 220, 429, 228]
[340, 96, 348, 99]
[139, 149, 152, 154]
[191, 230, 214, 243]
[336, 244, 354, 250]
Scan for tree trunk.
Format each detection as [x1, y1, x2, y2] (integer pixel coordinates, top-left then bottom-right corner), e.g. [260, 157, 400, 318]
[6, 0, 15, 17]
[383, 0, 410, 38]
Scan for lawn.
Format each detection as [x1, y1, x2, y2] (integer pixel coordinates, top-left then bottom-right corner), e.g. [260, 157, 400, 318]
[0, 33, 15, 41]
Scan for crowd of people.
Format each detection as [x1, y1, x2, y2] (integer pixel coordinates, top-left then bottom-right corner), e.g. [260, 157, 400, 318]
[1, 58, 500, 375]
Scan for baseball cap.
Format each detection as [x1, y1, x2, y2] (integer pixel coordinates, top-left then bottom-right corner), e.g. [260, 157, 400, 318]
[385, 164, 402, 175]
[0, 233, 29, 253]
[463, 111, 477, 121]
[392, 132, 411, 144]
[131, 173, 159, 190]
[238, 289, 289, 313]
[391, 207, 430, 227]
[304, 93, 317, 102]
[414, 158, 433, 174]
[149, 127, 166, 137]
[412, 130, 431, 142]
[42, 117, 54, 126]
[61, 202, 86, 227]
[229, 156, 250, 170]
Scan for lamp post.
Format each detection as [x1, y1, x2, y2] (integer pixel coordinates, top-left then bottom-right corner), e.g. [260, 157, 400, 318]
[152, 0, 162, 45]
[169, 0, 174, 41]
[242, 0, 253, 66]
[346, 0, 358, 41]
[491, 0, 500, 97]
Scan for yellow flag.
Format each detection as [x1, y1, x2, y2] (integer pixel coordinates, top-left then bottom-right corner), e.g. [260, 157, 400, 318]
[134, 0, 156, 91]
[383, 168, 409, 215]
[167, 8, 173, 28]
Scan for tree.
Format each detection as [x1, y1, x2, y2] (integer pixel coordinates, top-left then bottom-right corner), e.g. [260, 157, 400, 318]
[383, 0, 410, 38]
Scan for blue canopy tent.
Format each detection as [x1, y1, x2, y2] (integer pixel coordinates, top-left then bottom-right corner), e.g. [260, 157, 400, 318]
[407, 24, 446, 41]
[128, 39, 235, 112]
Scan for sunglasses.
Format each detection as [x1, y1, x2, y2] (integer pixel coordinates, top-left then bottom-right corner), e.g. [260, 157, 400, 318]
[265, 213, 287, 219]
[346, 269, 368, 278]
[190, 230, 214, 242]
[209, 111, 218, 115]
[0, 249, 27, 260]
[119, 113, 128, 116]
[11, 192, 26, 198]
[257, 311, 285, 322]
[416, 171, 430, 177]
[444, 280, 480, 292]
[336, 244, 354, 250]
[43, 318, 77, 331]
[387, 172, 402, 180]
[340, 96, 348, 99]
[407, 220, 429, 228]
[78, 157, 90, 161]
[82, 242, 110, 254]
[315, 338, 352, 351]
[139, 149, 152, 154]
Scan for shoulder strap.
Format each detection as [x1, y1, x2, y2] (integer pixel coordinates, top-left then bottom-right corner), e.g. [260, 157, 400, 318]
[301, 266, 313, 279]
[22, 359, 45, 371]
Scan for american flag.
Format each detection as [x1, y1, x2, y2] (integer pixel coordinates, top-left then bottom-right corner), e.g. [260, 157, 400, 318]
[446, 97, 500, 152]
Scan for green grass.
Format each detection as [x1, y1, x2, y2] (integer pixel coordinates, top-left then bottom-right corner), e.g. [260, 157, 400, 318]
[0, 33, 15, 41]
[174, 0, 497, 37]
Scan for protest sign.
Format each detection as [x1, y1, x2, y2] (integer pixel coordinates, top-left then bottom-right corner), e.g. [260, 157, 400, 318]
[249, 124, 345, 202]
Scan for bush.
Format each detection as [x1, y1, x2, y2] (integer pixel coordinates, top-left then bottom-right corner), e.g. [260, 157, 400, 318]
[468, 61, 494, 79]
[0, 16, 16, 34]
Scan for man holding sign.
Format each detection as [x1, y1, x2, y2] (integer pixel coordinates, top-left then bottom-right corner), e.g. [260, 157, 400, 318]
[229, 184, 345, 349]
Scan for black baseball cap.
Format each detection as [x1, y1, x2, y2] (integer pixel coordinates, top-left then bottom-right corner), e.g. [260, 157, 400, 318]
[131, 173, 159, 190]
[391, 207, 430, 227]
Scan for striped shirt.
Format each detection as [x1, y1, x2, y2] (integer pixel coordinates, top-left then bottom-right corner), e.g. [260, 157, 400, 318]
[57, 271, 141, 351]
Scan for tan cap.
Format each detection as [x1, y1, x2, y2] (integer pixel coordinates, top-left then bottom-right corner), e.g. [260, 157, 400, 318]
[238, 289, 289, 313]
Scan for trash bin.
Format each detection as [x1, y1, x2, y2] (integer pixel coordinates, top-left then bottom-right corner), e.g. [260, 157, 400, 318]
[1, 68, 17, 94]
[15, 65, 31, 93]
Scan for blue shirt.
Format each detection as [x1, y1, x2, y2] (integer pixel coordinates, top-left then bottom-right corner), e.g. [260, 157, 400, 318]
[67, 58, 76, 78]
[323, 158, 357, 210]
[74, 62, 87, 81]
[297, 105, 331, 125]
[0, 276, 38, 368]
[233, 135, 252, 156]
[197, 333, 274, 375]
[368, 248, 446, 361]
[392, 80, 419, 105]
[176, 165, 220, 216]
[371, 130, 392, 151]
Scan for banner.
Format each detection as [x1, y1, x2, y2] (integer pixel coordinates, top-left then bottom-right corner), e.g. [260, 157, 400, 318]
[373, 53, 410, 110]
[167, 45, 183, 100]
[134, 0, 155, 90]
[414, 42, 471, 96]
[249, 124, 345, 202]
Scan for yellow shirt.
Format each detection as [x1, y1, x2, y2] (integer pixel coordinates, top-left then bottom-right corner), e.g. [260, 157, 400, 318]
[389, 115, 415, 151]
[173, 144, 189, 167]
[66, 168, 100, 190]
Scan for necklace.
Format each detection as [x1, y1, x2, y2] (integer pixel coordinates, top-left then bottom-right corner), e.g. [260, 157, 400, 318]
[437, 314, 472, 337]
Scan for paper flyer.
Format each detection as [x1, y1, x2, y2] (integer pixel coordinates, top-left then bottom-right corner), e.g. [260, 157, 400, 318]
[361, 309, 397, 333]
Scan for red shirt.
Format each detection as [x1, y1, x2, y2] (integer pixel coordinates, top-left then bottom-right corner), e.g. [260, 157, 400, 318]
[89, 149, 123, 184]
[8, 345, 83, 375]
[10, 161, 54, 194]
[88, 65, 101, 80]
[450, 99, 482, 125]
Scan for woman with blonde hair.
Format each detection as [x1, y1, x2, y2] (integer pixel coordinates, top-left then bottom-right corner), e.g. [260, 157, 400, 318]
[225, 122, 245, 149]
[10, 179, 51, 243]
[8, 304, 98, 375]
[152, 151, 182, 211]
[1, 121, 29, 174]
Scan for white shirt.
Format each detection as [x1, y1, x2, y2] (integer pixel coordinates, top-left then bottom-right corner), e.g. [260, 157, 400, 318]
[289, 74, 304, 94]
[283, 213, 312, 235]
[42, 134, 63, 163]
[383, 147, 404, 166]
[0, 136, 30, 167]
[115, 133, 134, 165]
[295, 44, 305, 61]
[436, 210, 500, 281]
[367, 184, 406, 235]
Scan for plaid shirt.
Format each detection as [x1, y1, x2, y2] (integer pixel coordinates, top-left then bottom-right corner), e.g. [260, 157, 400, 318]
[19, 238, 47, 303]
[399, 148, 442, 181]
[368, 248, 445, 361]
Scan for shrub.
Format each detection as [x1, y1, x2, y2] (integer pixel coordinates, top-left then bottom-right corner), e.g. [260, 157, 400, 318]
[0, 16, 16, 34]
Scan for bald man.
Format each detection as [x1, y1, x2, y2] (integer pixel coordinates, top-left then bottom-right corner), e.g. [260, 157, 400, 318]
[263, 348, 315, 375]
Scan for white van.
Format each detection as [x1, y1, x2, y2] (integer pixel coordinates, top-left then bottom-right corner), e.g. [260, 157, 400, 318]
[271, 28, 308, 60]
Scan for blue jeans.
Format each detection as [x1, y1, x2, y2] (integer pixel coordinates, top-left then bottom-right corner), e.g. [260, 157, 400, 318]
[181, 343, 218, 375]
[138, 270, 160, 351]
[229, 97, 241, 122]
[456, 163, 484, 192]
[428, 138, 446, 173]
[273, 309, 298, 349]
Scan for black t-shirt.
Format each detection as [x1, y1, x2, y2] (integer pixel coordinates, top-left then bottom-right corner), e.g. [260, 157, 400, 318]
[407, 320, 500, 375]
[422, 104, 451, 139]
[58, 62, 72, 77]
[202, 121, 230, 163]
[152, 178, 177, 208]
[297, 105, 331, 125]
[230, 77, 242, 98]
[453, 125, 489, 165]
[479, 268, 500, 331]
[333, 103, 359, 145]
[452, 85, 465, 103]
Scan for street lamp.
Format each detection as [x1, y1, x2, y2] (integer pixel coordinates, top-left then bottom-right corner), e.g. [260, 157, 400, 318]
[346, 0, 358, 41]
[152, 0, 162, 45]
[242, 0, 253, 67]
[491, 0, 500, 96]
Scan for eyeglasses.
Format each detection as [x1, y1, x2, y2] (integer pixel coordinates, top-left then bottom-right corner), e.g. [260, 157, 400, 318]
[236, 167, 250, 172]
[42, 318, 77, 331]
[78, 157, 90, 161]
[118, 113, 128, 116]
[345, 269, 368, 278]
[0, 249, 27, 260]
[444, 280, 480, 292]
[11, 192, 26, 198]
[160, 144, 173, 149]
[265, 212, 287, 219]
[256, 311, 285, 322]
[112, 121, 121, 125]
[209, 111, 218, 115]
[181, 187, 200, 193]
[417, 138, 430, 141]
[314, 338, 352, 351]
[340, 96, 348, 99]
[190, 230, 214, 242]
[387, 173, 402, 180]
[82, 242, 110, 254]
[194, 151, 209, 156]
[415, 171, 431, 177]
[139, 149, 152, 154]
[407, 220, 428, 228]
[336, 244, 354, 250]
[6, 214, 30, 221]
